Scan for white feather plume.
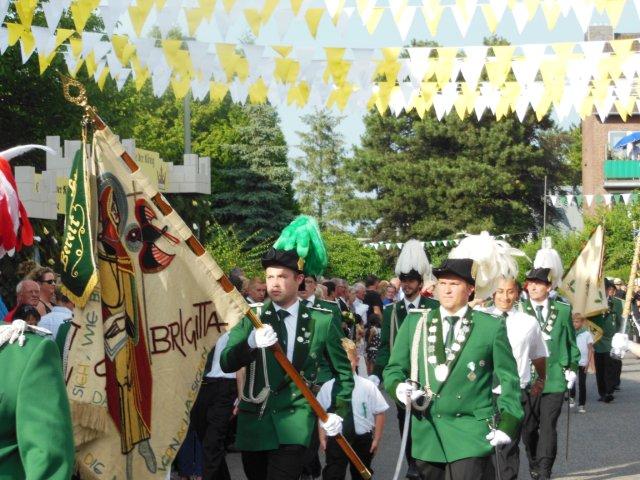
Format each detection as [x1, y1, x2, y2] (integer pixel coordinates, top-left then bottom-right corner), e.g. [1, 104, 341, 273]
[0, 145, 55, 161]
[395, 239, 432, 284]
[533, 239, 563, 289]
[449, 231, 528, 299]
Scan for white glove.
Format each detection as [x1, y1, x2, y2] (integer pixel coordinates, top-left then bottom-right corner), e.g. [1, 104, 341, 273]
[565, 370, 577, 389]
[395, 382, 425, 406]
[320, 413, 343, 437]
[368, 374, 381, 387]
[486, 429, 511, 447]
[492, 384, 502, 395]
[612, 333, 629, 352]
[248, 325, 278, 349]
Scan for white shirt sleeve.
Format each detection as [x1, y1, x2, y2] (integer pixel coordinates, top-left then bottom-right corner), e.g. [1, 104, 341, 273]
[529, 320, 549, 360]
[316, 380, 334, 411]
[371, 383, 389, 415]
[586, 331, 594, 345]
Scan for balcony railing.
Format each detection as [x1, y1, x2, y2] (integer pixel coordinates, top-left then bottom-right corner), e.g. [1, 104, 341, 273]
[604, 160, 640, 180]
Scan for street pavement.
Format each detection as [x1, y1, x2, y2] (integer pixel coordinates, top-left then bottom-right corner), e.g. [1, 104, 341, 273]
[224, 356, 640, 479]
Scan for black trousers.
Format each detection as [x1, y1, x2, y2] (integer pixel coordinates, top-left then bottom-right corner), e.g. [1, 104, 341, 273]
[322, 432, 373, 480]
[612, 358, 622, 388]
[521, 391, 565, 478]
[397, 405, 413, 462]
[570, 367, 587, 406]
[191, 378, 237, 480]
[494, 390, 526, 480]
[241, 444, 307, 480]
[302, 424, 322, 477]
[594, 352, 615, 398]
[416, 456, 494, 480]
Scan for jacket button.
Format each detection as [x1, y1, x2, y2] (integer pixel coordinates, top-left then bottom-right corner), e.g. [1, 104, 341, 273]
[436, 414, 441, 418]
[456, 413, 461, 417]
[457, 394, 461, 399]
[290, 409, 295, 413]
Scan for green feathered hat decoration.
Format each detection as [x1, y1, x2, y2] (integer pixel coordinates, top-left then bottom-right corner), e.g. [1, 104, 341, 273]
[273, 215, 328, 277]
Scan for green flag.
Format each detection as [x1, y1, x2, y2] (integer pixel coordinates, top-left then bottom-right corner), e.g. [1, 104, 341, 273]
[60, 147, 97, 307]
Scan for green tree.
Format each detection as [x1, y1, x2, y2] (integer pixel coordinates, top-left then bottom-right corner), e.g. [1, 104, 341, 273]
[322, 229, 390, 282]
[208, 103, 297, 244]
[205, 222, 272, 278]
[293, 109, 351, 226]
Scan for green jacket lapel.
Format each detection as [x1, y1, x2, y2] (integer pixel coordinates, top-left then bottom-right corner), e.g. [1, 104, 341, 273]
[292, 301, 314, 373]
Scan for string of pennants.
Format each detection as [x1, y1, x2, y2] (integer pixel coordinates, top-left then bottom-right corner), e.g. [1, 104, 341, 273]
[365, 232, 531, 250]
[3, 12, 640, 121]
[4, 0, 640, 44]
[548, 191, 640, 207]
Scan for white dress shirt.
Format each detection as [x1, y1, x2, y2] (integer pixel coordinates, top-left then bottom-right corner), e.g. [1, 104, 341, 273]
[38, 306, 73, 339]
[317, 374, 389, 434]
[404, 295, 421, 311]
[303, 294, 316, 307]
[487, 306, 549, 388]
[529, 298, 550, 323]
[439, 305, 469, 344]
[273, 301, 300, 362]
[205, 332, 236, 379]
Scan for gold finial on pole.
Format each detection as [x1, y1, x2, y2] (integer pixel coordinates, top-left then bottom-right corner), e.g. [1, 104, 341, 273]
[60, 74, 88, 108]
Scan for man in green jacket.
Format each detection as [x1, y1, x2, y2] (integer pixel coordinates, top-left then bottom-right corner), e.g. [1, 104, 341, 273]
[221, 216, 354, 480]
[0, 320, 75, 480]
[590, 278, 621, 402]
[520, 267, 580, 480]
[384, 258, 523, 479]
[374, 239, 438, 479]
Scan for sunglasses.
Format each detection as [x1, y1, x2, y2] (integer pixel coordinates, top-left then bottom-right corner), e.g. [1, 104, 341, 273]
[39, 279, 56, 285]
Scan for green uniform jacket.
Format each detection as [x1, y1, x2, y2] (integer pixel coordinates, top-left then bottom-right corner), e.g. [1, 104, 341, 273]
[221, 300, 354, 451]
[0, 334, 75, 480]
[590, 296, 622, 353]
[374, 296, 440, 378]
[306, 298, 346, 384]
[383, 308, 523, 463]
[521, 298, 580, 393]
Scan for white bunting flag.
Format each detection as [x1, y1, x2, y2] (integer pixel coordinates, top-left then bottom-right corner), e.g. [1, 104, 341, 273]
[584, 194, 594, 207]
[549, 194, 558, 206]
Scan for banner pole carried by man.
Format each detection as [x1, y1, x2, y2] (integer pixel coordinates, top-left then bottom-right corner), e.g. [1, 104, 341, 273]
[58, 75, 369, 480]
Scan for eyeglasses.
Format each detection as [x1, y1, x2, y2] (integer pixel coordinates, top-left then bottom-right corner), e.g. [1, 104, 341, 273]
[39, 279, 56, 285]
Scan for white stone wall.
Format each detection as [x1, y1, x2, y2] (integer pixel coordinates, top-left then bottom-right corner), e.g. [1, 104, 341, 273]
[15, 136, 212, 219]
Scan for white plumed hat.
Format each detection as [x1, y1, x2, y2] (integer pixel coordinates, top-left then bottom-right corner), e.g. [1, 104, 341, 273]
[449, 231, 528, 299]
[395, 239, 432, 285]
[533, 237, 563, 289]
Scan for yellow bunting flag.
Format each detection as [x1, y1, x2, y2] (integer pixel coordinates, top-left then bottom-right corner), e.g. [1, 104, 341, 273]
[480, 4, 499, 32]
[128, 0, 154, 37]
[112, 35, 136, 65]
[541, 0, 561, 29]
[365, 7, 384, 34]
[305, 8, 324, 38]
[6, 23, 26, 46]
[248, 78, 268, 103]
[604, 0, 626, 28]
[421, 3, 444, 36]
[243, 9, 263, 36]
[14, 0, 37, 29]
[291, 0, 304, 15]
[210, 81, 230, 101]
[96, 66, 110, 90]
[261, 0, 279, 24]
[185, 7, 206, 36]
[70, 0, 100, 32]
[171, 75, 191, 99]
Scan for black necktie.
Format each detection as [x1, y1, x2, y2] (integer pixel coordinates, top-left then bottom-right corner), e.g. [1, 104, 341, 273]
[408, 303, 415, 310]
[276, 310, 290, 351]
[535, 305, 544, 324]
[444, 316, 459, 350]
[502, 311, 508, 319]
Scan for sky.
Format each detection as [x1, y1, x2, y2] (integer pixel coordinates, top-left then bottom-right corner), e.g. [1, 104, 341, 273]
[119, 1, 640, 156]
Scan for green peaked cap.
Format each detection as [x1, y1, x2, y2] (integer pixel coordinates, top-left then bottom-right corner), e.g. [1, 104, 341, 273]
[273, 215, 328, 277]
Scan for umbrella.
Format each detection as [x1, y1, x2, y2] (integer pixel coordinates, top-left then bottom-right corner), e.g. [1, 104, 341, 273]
[614, 131, 640, 149]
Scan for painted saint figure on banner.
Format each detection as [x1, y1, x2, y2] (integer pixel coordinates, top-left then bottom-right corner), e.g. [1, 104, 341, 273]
[97, 173, 157, 477]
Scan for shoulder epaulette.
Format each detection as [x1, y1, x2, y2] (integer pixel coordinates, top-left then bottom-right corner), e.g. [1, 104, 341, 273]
[408, 308, 431, 314]
[309, 305, 332, 313]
